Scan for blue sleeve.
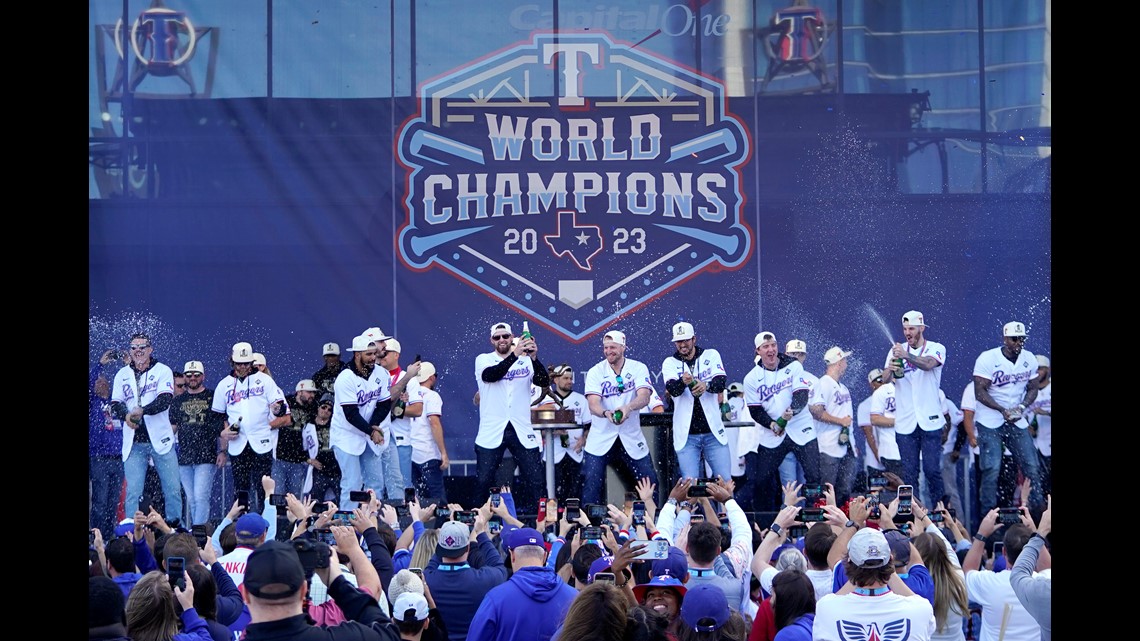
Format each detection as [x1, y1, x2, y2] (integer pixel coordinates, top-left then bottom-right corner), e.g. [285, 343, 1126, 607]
[210, 562, 249, 628]
[412, 519, 425, 543]
[502, 492, 518, 519]
[466, 594, 498, 641]
[173, 608, 214, 641]
[262, 503, 278, 541]
[362, 527, 395, 592]
[831, 561, 847, 593]
[546, 540, 564, 570]
[134, 538, 158, 574]
[392, 548, 411, 573]
[211, 516, 232, 555]
[905, 565, 936, 607]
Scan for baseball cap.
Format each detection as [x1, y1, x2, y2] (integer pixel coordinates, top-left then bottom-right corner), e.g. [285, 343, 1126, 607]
[603, 330, 626, 346]
[679, 584, 730, 632]
[252, 353, 267, 367]
[183, 361, 204, 375]
[417, 362, 437, 383]
[901, 310, 927, 327]
[588, 555, 617, 583]
[632, 574, 687, 603]
[231, 342, 255, 363]
[243, 541, 306, 599]
[1003, 321, 1028, 337]
[391, 592, 430, 623]
[296, 379, 318, 393]
[362, 327, 392, 342]
[754, 331, 776, 348]
[490, 322, 512, 337]
[322, 342, 340, 356]
[347, 335, 375, 352]
[318, 392, 334, 406]
[1036, 354, 1050, 368]
[867, 368, 884, 384]
[114, 518, 135, 537]
[436, 521, 471, 556]
[672, 321, 695, 342]
[385, 339, 402, 354]
[727, 382, 743, 395]
[785, 339, 806, 354]
[847, 527, 891, 568]
[883, 529, 911, 566]
[235, 513, 269, 538]
[823, 346, 853, 365]
[650, 545, 689, 580]
[508, 527, 544, 551]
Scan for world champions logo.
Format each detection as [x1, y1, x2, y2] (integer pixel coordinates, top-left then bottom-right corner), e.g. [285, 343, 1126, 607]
[397, 32, 752, 341]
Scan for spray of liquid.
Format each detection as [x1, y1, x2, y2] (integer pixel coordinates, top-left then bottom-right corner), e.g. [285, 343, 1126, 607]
[862, 303, 896, 346]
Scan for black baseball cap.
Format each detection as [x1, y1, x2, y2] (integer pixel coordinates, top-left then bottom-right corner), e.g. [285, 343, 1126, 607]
[243, 541, 307, 599]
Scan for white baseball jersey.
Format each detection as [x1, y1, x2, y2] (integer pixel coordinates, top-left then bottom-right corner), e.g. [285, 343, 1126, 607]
[545, 390, 589, 464]
[661, 348, 729, 450]
[409, 387, 444, 465]
[883, 339, 946, 434]
[939, 391, 963, 455]
[211, 370, 288, 456]
[810, 373, 853, 458]
[474, 352, 541, 450]
[857, 397, 883, 470]
[742, 358, 814, 450]
[583, 358, 654, 459]
[1031, 381, 1051, 456]
[112, 361, 176, 460]
[869, 383, 900, 461]
[363, 365, 399, 454]
[971, 347, 1038, 429]
[642, 387, 666, 413]
[726, 396, 751, 476]
[329, 365, 388, 456]
[388, 370, 423, 450]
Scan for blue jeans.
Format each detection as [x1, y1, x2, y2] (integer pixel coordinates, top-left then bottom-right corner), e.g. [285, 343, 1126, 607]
[676, 433, 733, 483]
[977, 422, 1043, 514]
[778, 451, 805, 485]
[125, 443, 182, 523]
[271, 459, 309, 501]
[90, 455, 124, 537]
[335, 444, 384, 510]
[179, 463, 217, 526]
[581, 444, 658, 505]
[896, 429, 944, 507]
[378, 444, 406, 502]
[397, 445, 414, 491]
[412, 459, 447, 505]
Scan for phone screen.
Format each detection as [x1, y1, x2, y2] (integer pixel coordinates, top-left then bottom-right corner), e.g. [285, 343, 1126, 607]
[349, 490, 372, 504]
[270, 493, 288, 507]
[537, 498, 547, 522]
[236, 490, 250, 510]
[565, 498, 580, 521]
[410, 567, 424, 578]
[166, 556, 186, 589]
[896, 485, 913, 515]
[632, 500, 646, 526]
[405, 488, 417, 505]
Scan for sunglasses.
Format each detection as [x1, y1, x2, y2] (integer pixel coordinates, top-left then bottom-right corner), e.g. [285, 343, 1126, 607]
[615, 374, 625, 393]
[129, 344, 150, 351]
[492, 334, 512, 341]
[1008, 336, 1026, 343]
[319, 403, 333, 409]
[185, 373, 203, 378]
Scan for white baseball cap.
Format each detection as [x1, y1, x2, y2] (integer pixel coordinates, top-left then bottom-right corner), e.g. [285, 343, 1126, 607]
[672, 322, 695, 342]
[183, 361, 204, 375]
[823, 346, 853, 365]
[385, 339, 402, 354]
[362, 327, 392, 342]
[785, 339, 806, 354]
[848, 527, 891, 568]
[867, 368, 884, 384]
[231, 342, 255, 363]
[1003, 321, 1028, 337]
[901, 310, 927, 327]
[754, 331, 776, 348]
[1036, 354, 1050, 368]
[391, 592, 430, 623]
[252, 353, 267, 367]
[322, 342, 340, 356]
[727, 382, 744, 394]
[417, 362, 437, 383]
[603, 330, 626, 346]
[347, 335, 375, 352]
[295, 379, 318, 393]
[490, 322, 512, 337]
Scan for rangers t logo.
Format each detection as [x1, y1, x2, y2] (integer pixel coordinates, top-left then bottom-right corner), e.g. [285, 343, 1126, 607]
[397, 32, 752, 341]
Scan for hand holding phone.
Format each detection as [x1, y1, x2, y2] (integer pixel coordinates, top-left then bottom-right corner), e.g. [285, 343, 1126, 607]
[269, 493, 288, 507]
[236, 490, 251, 511]
[349, 490, 372, 504]
[896, 485, 913, 516]
[166, 556, 186, 590]
[565, 498, 581, 521]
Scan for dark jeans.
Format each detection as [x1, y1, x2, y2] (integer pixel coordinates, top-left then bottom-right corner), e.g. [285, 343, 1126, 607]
[896, 429, 944, 506]
[476, 426, 544, 514]
[746, 439, 821, 512]
[556, 456, 584, 503]
[581, 443, 657, 505]
[90, 455, 124, 537]
[412, 459, 447, 505]
[819, 448, 857, 507]
[231, 447, 274, 513]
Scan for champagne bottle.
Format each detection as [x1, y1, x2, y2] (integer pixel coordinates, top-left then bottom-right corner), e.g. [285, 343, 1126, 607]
[894, 357, 906, 379]
[521, 321, 532, 340]
[392, 397, 406, 418]
[773, 416, 787, 434]
[839, 425, 850, 444]
[612, 409, 624, 423]
[720, 402, 733, 422]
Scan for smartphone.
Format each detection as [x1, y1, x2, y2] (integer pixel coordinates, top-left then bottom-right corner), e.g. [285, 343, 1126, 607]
[396, 503, 412, 524]
[993, 541, 1004, 558]
[800, 508, 826, 522]
[236, 490, 251, 511]
[269, 493, 288, 507]
[593, 571, 616, 584]
[192, 524, 209, 548]
[690, 513, 706, 523]
[456, 510, 477, 525]
[490, 487, 501, 508]
[410, 567, 424, 578]
[896, 485, 913, 516]
[586, 503, 608, 525]
[998, 507, 1022, 525]
[311, 501, 330, 515]
[929, 511, 945, 523]
[788, 524, 808, 540]
[313, 541, 331, 569]
[802, 483, 826, 507]
[405, 487, 417, 505]
[435, 505, 451, 518]
[583, 525, 603, 540]
[688, 478, 710, 497]
[565, 498, 581, 521]
[349, 490, 372, 504]
[315, 528, 337, 547]
[632, 500, 646, 527]
[166, 556, 186, 590]
[332, 510, 356, 523]
[631, 538, 670, 561]
[867, 493, 881, 520]
[537, 498, 547, 522]
[489, 515, 502, 533]
[868, 474, 888, 489]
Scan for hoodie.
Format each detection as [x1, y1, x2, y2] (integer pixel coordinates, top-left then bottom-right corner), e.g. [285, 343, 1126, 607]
[774, 612, 815, 641]
[466, 565, 578, 641]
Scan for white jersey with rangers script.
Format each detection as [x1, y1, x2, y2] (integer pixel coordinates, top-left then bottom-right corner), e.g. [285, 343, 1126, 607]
[545, 390, 589, 465]
[113, 361, 176, 460]
[583, 358, 654, 459]
[810, 373, 853, 458]
[363, 365, 399, 455]
[869, 383, 900, 461]
[211, 370, 288, 456]
[1032, 381, 1050, 456]
[883, 340, 946, 435]
[409, 387, 444, 465]
[856, 397, 882, 470]
[661, 348, 729, 449]
[474, 352, 541, 450]
[742, 359, 814, 450]
[813, 590, 936, 641]
[388, 371, 423, 451]
[971, 347, 1038, 429]
[330, 366, 388, 456]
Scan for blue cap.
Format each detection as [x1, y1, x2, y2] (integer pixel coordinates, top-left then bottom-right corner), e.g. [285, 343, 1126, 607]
[113, 519, 134, 537]
[507, 527, 544, 551]
[680, 584, 730, 632]
[650, 545, 689, 580]
[235, 513, 269, 538]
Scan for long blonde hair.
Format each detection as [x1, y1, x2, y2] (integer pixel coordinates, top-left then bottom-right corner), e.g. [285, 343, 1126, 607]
[410, 528, 439, 571]
[125, 571, 180, 641]
[913, 532, 969, 632]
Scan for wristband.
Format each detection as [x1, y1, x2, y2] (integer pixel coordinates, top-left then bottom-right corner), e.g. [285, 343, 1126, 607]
[973, 532, 987, 543]
[845, 520, 858, 529]
[768, 523, 783, 536]
[666, 498, 678, 507]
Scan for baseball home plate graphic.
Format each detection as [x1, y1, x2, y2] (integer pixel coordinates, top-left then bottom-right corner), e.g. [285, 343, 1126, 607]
[397, 32, 752, 341]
